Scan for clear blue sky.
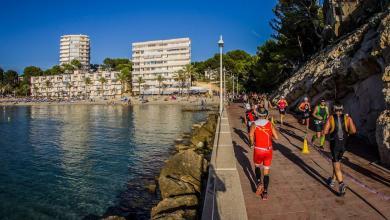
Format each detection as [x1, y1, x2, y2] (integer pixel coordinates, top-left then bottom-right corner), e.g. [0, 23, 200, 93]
[0, 0, 277, 73]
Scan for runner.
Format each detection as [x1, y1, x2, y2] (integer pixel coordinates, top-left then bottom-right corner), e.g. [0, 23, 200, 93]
[311, 99, 329, 147]
[277, 96, 288, 126]
[298, 97, 311, 130]
[244, 103, 257, 133]
[249, 110, 279, 200]
[323, 102, 356, 196]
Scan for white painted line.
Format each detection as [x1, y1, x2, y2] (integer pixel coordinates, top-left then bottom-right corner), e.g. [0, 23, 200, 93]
[215, 168, 237, 171]
[220, 131, 231, 133]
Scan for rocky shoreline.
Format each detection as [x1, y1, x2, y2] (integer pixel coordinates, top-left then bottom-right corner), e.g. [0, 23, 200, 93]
[150, 113, 218, 220]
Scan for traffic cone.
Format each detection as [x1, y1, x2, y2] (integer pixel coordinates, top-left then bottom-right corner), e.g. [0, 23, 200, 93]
[302, 137, 309, 154]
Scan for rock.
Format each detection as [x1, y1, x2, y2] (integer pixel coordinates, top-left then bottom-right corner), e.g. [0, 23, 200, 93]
[174, 138, 184, 144]
[159, 150, 204, 199]
[271, 11, 389, 147]
[152, 209, 197, 220]
[158, 175, 197, 198]
[376, 111, 390, 167]
[196, 141, 204, 149]
[175, 143, 191, 152]
[146, 182, 157, 194]
[151, 195, 198, 219]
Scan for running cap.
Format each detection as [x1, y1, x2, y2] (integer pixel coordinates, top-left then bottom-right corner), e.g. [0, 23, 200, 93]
[245, 103, 251, 110]
[333, 103, 344, 111]
[321, 99, 326, 102]
[304, 97, 308, 101]
[281, 95, 285, 99]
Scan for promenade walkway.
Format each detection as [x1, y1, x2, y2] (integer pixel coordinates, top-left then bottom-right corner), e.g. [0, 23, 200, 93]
[227, 103, 390, 219]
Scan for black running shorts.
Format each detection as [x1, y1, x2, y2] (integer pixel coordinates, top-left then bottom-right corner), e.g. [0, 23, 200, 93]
[330, 139, 347, 162]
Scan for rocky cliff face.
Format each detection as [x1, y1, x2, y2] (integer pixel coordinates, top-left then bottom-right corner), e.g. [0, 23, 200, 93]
[271, 9, 390, 166]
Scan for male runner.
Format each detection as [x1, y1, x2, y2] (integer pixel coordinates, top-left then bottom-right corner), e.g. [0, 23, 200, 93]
[298, 97, 311, 130]
[249, 111, 279, 200]
[277, 96, 288, 126]
[312, 99, 329, 147]
[244, 103, 257, 133]
[323, 102, 356, 196]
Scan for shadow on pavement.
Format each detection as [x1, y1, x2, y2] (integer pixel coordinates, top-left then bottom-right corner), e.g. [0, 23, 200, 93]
[232, 140, 257, 193]
[273, 142, 339, 196]
[233, 127, 250, 146]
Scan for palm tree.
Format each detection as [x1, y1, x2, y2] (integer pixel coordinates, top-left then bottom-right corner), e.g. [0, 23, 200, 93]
[98, 77, 107, 98]
[33, 86, 39, 98]
[156, 74, 164, 95]
[21, 84, 30, 97]
[66, 82, 72, 98]
[45, 80, 52, 98]
[183, 64, 195, 87]
[135, 76, 145, 97]
[116, 71, 128, 96]
[174, 69, 187, 96]
[84, 77, 92, 99]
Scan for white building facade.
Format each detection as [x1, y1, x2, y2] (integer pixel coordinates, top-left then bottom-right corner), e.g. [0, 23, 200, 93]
[131, 37, 191, 94]
[60, 35, 90, 66]
[30, 70, 122, 99]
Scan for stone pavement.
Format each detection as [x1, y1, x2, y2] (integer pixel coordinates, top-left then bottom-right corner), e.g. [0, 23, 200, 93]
[227, 103, 390, 220]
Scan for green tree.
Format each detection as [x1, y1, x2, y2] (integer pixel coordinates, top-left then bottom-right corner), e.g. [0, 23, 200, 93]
[23, 66, 43, 85]
[71, 59, 82, 70]
[33, 85, 39, 97]
[20, 83, 30, 96]
[62, 63, 75, 73]
[156, 74, 165, 95]
[98, 77, 107, 97]
[135, 76, 145, 96]
[4, 70, 19, 88]
[0, 67, 4, 84]
[84, 77, 92, 99]
[103, 58, 132, 71]
[45, 80, 52, 98]
[174, 69, 187, 96]
[183, 64, 195, 87]
[66, 82, 72, 98]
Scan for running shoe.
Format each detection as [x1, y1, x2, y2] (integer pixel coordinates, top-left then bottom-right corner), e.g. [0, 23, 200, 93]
[261, 191, 268, 200]
[327, 177, 335, 188]
[255, 184, 264, 196]
[339, 183, 347, 196]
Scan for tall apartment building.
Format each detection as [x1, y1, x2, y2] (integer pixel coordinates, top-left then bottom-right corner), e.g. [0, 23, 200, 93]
[131, 37, 191, 94]
[60, 34, 90, 66]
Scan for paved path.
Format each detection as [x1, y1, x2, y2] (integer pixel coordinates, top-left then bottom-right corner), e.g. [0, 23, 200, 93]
[227, 103, 390, 220]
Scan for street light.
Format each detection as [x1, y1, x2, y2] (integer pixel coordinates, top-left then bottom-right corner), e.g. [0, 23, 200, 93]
[218, 35, 224, 115]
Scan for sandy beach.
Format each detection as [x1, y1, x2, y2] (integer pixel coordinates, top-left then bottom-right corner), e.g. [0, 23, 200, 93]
[0, 96, 219, 107]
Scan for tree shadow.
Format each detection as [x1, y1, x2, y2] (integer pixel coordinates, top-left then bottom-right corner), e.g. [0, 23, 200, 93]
[232, 141, 257, 193]
[278, 127, 302, 150]
[273, 142, 339, 196]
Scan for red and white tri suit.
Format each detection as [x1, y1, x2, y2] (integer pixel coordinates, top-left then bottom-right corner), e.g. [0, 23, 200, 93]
[253, 119, 273, 169]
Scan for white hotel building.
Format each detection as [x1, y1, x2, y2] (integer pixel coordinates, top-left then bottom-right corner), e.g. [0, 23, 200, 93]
[60, 35, 90, 66]
[131, 37, 191, 94]
[30, 70, 122, 99]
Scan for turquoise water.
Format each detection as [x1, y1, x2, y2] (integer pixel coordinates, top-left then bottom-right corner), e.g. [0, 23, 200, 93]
[0, 104, 207, 220]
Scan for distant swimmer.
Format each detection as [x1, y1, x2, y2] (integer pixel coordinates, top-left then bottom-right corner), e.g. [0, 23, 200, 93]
[323, 102, 356, 196]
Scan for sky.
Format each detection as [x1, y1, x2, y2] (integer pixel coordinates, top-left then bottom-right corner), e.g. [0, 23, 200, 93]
[0, 0, 277, 73]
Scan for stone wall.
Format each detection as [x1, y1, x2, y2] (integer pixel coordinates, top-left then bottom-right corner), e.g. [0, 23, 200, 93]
[271, 9, 390, 165]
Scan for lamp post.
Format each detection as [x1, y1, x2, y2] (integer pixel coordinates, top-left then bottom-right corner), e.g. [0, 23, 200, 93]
[218, 35, 224, 115]
[232, 75, 235, 99]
